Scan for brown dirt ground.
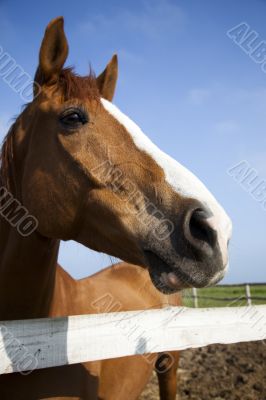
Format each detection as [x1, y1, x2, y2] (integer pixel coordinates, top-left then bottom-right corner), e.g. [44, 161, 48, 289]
[140, 341, 266, 400]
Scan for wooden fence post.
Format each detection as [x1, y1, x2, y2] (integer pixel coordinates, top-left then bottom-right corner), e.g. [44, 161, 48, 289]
[192, 287, 198, 308]
[245, 284, 252, 306]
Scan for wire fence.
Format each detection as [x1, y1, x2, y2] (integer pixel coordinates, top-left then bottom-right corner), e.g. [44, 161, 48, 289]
[182, 283, 266, 308]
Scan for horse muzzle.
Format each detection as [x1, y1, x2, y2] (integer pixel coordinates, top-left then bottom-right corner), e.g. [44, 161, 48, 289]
[143, 202, 230, 294]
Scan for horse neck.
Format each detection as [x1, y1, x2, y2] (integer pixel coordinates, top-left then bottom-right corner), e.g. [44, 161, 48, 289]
[49, 265, 77, 317]
[0, 121, 60, 321]
[0, 217, 60, 320]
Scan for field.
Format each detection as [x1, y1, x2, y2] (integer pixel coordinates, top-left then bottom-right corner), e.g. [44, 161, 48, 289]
[182, 284, 266, 308]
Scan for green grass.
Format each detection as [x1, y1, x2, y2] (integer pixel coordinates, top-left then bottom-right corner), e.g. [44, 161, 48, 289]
[182, 285, 266, 308]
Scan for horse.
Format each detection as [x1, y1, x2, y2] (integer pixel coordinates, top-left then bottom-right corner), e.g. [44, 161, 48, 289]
[0, 262, 181, 400]
[0, 15, 232, 397]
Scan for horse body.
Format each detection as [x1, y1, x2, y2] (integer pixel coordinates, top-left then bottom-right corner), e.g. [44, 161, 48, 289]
[50, 263, 181, 400]
[0, 263, 180, 400]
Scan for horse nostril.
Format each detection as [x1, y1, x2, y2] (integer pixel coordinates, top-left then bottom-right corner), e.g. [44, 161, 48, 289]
[184, 207, 217, 255]
[190, 209, 217, 247]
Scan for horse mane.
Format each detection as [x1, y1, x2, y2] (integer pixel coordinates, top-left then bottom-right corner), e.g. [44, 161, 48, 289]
[0, 67, 100, 191]
[0, 124, 15, 191]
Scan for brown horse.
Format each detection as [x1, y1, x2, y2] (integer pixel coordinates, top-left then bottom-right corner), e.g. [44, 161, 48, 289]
[1, 263, 180, 400]
[0, 16, 231, 397]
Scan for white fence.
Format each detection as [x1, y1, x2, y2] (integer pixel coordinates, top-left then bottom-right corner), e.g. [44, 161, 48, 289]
[0, 305, 266, 375]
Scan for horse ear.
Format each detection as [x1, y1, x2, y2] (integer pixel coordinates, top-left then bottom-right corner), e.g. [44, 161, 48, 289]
[96, 54, 118, 101]
[34, 17, 68, 94]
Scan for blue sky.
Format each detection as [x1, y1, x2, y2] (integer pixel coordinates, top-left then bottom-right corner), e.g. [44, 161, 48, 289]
[0, 0, 266, 283]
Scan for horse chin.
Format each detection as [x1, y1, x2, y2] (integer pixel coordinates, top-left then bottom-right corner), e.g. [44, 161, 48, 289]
[144, 250, 192, 294]
[148, 270, 182, 295]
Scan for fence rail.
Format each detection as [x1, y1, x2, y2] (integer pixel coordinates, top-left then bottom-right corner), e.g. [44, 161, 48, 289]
[0, 305, 266, 375]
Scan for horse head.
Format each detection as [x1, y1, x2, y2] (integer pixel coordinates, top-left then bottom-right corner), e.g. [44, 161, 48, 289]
[8, 17, 232, 293]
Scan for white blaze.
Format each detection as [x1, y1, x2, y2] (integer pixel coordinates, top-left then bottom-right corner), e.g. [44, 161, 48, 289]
[101, 98, 232, 266]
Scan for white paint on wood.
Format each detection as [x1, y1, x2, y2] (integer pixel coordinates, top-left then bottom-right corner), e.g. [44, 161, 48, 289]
[0, 305, 265, 375]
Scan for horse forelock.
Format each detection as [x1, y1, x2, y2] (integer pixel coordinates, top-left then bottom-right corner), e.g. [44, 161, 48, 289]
[34, 65, 100, 102]
[54, 67, 100, 101]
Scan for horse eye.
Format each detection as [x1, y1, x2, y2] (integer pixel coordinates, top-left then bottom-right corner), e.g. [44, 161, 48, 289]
[60, 109, 88, 128]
